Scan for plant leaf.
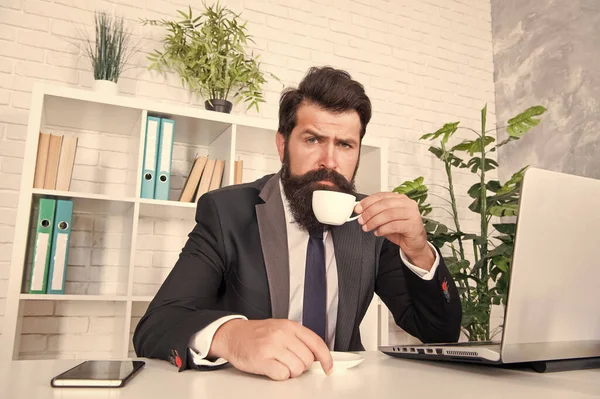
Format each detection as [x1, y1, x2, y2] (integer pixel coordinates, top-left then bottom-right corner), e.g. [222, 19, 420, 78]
[429, 146, 466, 167]
[420, 122, 460, 145]
[506, 105, 547, 138]
[393, 177, 430, 211]
[428, 146, 443, 159]
[497, 166, 528, 195]
[463, 233, 485, 245]
[492, 256, 510, 273]
[488, 203, 519, 217]
[492, 223, 516, 235]
[468, 183, 482, 199]
[452, 136, 495, 155]
[448, 259, 470, 274]
[467, 157, 498, 173]
[481, 104, 487, 135]
[486, 180, 502, 193]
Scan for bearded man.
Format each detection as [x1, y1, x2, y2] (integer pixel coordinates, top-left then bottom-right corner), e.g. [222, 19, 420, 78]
[133, 66, 462, 381]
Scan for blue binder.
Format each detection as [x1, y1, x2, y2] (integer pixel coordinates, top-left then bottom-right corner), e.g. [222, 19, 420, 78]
[46, 199, 73, 294]
[141, 116, 161, 199]
[154, 118, 175, 201]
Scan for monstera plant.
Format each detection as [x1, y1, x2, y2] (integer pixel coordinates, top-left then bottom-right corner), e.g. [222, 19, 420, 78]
[395, 105, 546, 342]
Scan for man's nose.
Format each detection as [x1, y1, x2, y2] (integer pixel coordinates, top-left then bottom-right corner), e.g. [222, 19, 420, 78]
[319, 144, 337, 170]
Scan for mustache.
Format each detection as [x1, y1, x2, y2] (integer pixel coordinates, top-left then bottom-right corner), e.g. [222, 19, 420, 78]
[288, 168, 355, 193]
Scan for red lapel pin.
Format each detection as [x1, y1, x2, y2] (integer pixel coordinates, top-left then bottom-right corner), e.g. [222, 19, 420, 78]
[169, 349, 182, 368]
[442, 278, 451, 303]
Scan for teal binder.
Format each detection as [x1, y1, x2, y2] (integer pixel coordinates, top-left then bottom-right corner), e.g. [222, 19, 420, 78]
[141, 116, 161, 199]
[46, 199, 73, 294]
[154, 118, 175, 201]
[29, 198, 56, 293]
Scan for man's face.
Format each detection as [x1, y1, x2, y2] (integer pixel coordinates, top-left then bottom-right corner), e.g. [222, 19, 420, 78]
[277, 102, 361, 232]
[277, 102, 361, 188]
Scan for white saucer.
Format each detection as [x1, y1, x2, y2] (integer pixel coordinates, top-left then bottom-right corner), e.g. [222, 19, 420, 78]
[308, 351, 365, 374]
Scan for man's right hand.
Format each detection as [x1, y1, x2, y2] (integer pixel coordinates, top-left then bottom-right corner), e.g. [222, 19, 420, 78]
[208, 319, 333, 381]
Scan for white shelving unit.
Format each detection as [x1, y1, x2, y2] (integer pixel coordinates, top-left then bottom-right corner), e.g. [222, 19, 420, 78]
[1, 82, 389, 363]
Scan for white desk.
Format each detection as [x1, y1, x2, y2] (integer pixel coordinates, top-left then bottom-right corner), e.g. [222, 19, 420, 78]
[1, 352, 599, 398]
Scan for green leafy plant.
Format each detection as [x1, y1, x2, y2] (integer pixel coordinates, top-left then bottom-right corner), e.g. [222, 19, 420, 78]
[142, 2, 279, 111]
[394, 105, 546, 341]
[83, 11, 135, 83]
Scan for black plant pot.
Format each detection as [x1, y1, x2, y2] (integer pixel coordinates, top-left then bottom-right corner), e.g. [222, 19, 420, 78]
[205, 99, 233, 113]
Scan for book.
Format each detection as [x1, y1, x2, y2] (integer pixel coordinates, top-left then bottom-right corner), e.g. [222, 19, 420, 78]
[208, 160, 225, 192]
[55, 135, 78, 191]
[195, 158, 216, 202]
[234, 159, 243, 184]
[179, 155, 208, 202]
[43, 134, 63, 190]
[33, 132, 50, 189]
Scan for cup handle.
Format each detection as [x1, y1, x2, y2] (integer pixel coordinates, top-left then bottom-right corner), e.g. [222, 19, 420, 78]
[346, 201, 361, 222]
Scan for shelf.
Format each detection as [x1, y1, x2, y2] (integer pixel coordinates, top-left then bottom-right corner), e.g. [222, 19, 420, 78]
[132, 296, 154, 302]
[19, 294, 157, 302]
[44, 95, 143, 137]
[20, 294, 129, 301]
[138, 198, 196, 219]
[32, 189, 137, 215]
[39, 83, 277, 133]
[32, 188, 136, 203]
[159, 113, 232, 147]
[31, 190, 199, 219]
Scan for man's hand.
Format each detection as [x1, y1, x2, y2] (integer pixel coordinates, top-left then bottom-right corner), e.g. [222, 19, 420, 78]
[355, 192, 435, 271]
[208, 319, 333, 381]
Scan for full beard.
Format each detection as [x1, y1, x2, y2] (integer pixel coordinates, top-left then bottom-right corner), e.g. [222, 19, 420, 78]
[281, 158, 357, 233]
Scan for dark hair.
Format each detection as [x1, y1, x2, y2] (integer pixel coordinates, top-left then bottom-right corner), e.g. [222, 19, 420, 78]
[277, 66, 372, 141]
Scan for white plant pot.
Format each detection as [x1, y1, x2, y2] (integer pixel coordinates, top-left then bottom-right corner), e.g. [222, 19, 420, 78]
[92, 80, 118, 95]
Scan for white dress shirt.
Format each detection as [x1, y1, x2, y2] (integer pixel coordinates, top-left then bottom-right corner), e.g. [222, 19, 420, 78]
[188, 181, 440, 366]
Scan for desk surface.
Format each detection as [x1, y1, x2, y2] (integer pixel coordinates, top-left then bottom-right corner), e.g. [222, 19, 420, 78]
[1, 352, 599, 399]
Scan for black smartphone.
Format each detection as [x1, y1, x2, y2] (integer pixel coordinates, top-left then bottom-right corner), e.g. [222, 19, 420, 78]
[50, 360, 145, 388]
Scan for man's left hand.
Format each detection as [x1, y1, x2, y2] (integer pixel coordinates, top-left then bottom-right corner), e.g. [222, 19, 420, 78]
[355, 192, 435, 271]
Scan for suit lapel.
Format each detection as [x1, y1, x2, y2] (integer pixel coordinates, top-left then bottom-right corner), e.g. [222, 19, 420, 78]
[256, 173, 290, 319]
[332, 221, 363, 351]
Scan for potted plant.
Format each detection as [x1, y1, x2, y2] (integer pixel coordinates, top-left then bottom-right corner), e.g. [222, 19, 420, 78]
[142, 2, 279, 113]
[394, 105, 546, 341]
[82, 11, 135, 95]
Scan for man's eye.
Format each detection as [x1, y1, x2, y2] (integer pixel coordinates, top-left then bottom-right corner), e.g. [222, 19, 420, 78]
[307, 137, 318, 144]
[339, 142, 352, 148]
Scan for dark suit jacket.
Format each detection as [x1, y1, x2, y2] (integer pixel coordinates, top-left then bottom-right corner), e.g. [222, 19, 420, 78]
[133, 173, 462, 371]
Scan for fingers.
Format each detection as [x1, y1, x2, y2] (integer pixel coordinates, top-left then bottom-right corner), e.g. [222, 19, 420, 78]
[293, 324, 333, 375]
[371, 220, 417, 237]
[263, 359, 291, 381]
[355, 192, 407, 214]
[358, 206, 412, 232]
[358, 197, 418, 231]
[274, 348, 307, 378]
[286, 335, 317, 370]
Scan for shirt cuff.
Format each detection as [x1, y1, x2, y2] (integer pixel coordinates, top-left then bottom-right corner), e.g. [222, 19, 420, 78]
[188, 315, 247, 367]
[399, 242, 440, 281]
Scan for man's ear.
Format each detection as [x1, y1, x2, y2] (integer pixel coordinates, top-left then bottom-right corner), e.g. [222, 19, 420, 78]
[276, 132, 285, 163]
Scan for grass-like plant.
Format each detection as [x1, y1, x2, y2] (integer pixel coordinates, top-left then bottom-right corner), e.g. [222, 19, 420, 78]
[83, 11, 136, 83]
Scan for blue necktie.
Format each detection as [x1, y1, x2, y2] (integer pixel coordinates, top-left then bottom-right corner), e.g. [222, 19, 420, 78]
[303, 228, 327, 342]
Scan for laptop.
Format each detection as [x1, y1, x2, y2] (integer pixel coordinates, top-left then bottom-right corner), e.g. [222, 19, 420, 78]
[379, 167, 600, 369]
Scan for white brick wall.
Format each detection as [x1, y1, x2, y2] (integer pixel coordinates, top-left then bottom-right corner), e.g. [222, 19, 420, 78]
[0, 0, 497, 352]
[18, 300, 126, 359]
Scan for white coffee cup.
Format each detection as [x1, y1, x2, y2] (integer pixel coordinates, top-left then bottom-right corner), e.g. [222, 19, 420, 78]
[312, 190, 360, 226]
